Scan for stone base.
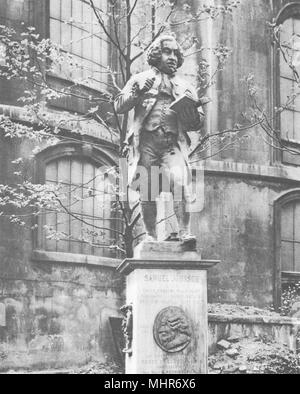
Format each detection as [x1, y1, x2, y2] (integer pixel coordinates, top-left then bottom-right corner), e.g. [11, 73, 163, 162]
[117, 241, 219, 374]
[133, 239, 199, 260]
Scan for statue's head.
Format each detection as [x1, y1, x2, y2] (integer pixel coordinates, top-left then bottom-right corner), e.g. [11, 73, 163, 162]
[147, 35, 184, 75]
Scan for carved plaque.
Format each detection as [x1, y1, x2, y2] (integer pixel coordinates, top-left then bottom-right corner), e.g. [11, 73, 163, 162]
[153, 306, 193, 353]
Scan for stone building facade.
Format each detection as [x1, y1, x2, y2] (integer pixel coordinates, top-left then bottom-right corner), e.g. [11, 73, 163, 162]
[0, 0, 300, 369]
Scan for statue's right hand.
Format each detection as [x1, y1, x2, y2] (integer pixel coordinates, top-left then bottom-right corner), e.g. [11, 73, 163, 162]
[131, 77, 155, 97]
[131, 82, 141, 96]
[140, 77, 155, 93]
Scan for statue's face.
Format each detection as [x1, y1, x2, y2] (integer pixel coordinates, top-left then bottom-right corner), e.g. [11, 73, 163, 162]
[158, 39, 179, 74]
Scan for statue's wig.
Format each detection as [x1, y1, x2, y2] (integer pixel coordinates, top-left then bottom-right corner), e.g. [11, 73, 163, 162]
[147, 35, 184, 69]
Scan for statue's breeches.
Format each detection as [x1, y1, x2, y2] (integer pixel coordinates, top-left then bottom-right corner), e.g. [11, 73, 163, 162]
[135, 129, 192, 203]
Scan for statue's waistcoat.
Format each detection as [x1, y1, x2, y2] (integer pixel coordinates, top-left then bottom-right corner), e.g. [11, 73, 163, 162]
[142, 75, 178, 135]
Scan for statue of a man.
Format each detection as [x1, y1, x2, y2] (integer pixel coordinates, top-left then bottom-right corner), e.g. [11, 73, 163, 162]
[114, 35, 205, 242]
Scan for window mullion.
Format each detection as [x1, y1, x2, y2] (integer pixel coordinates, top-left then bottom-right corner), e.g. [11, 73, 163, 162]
[293, 202, 296, 271]
[81, 160, 84, 255]
[55, 159, 58, 252]
[92, 164, 95, 256]
[68, 158, 72, 253]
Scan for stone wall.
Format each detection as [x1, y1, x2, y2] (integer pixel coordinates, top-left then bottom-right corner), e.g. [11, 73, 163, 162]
[0, 259, 123, 371]
[193, 168, 299, 307]
[208, 313, 300, 354]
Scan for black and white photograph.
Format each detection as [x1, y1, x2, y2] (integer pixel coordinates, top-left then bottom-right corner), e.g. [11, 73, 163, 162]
[0, 0, 300, 376]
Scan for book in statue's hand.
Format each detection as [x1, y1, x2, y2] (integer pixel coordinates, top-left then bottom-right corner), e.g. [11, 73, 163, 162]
[169, 95, 211, 131]
[169, 94, 211, 114]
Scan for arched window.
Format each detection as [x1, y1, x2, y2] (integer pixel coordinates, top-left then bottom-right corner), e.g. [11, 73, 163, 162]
[274, 190, 300, 308]
[279, 18, 300, 141]
[49, 0, 108, 90]
[36, 143, 121, 259]
[280, 199, 300, 273]
[275, 4, 300, 165]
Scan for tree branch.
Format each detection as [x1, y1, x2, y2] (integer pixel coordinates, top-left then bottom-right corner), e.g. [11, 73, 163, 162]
[89, 0, 126, 60]
[54, 192, 124, 236]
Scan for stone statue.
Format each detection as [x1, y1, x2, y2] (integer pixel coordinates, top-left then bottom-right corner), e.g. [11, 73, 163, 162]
[114, 35, 205, 243]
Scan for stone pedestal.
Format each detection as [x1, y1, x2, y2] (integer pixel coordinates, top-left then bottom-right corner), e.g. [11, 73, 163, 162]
[117, 241, 219, 374]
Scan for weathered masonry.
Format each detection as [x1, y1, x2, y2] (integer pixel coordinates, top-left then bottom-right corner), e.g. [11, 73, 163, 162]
[0, 0, 300, 369]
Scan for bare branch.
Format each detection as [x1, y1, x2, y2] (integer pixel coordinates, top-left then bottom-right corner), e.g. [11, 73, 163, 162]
[128, 0, 139, 17]
[54, 192, 124, 236]
[130, 7, 175, 64]
[189, 119, 263, 158]
[89, 0, 126, 60]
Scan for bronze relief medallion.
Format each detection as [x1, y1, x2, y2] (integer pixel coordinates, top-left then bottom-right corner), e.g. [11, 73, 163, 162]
[153, 306, 193, 353]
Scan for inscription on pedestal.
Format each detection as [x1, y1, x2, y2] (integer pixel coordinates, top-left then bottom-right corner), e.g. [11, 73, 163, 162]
[153, 306, 193, 353]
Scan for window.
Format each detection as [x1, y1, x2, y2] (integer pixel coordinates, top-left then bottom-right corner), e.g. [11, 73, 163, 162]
[274, 190, 300, 309]
[276, 4, 300, 165]
[49, 0, 108, 90]
[279, 17, 300, 142]
[38, 155, 119, 258]
[280, 200, 300, 273]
